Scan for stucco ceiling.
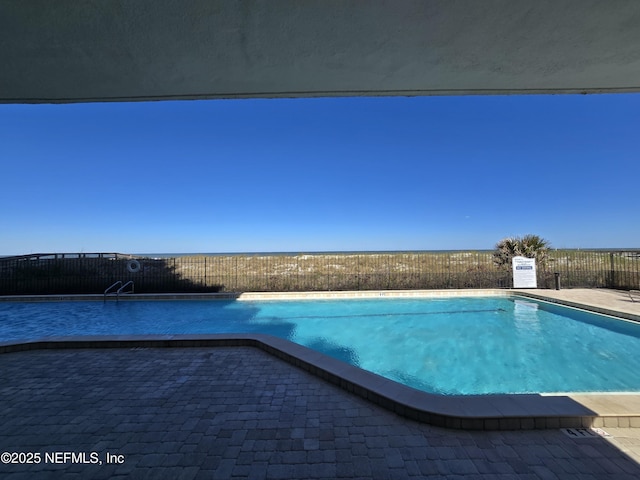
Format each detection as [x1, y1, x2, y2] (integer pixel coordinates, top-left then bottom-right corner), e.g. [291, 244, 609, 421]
[2, 0, 640, 104]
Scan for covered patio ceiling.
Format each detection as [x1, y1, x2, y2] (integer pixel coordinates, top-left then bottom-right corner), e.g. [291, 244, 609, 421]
[1, 1, 640, 104]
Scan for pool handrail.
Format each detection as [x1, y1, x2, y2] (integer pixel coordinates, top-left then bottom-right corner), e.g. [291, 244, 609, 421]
[104, 281, 122, 297]
[117, 281, 134, 299]
[104, 280, 135, 301]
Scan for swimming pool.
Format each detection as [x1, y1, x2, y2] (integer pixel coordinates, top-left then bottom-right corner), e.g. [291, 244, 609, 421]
[1, 295, 640, 395]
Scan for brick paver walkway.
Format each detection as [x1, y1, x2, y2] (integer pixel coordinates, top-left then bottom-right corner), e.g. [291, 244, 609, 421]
[1, 347, 640, 479]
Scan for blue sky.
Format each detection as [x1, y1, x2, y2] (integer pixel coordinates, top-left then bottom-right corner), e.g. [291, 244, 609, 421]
[1, 94, 638, 255]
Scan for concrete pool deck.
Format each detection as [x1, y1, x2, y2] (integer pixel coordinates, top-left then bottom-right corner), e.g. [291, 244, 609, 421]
[2, 288, 640, 478]
[512, 288, 640, 323]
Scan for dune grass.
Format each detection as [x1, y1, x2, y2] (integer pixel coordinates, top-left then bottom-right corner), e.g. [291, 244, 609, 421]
[1, 250, 638, 294]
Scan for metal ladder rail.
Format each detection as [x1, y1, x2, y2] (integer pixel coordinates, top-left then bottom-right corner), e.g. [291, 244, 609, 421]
[104, 280, 134, 301]
[116, 281, 134, 300]
[104, 281, 123, 301]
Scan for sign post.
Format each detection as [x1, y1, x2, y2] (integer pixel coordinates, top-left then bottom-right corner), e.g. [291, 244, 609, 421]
[512, 256, 537, 288]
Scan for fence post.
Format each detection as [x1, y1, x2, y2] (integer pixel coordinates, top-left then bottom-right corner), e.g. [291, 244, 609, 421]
[387, 255, 391, 289]
[609, 252, 615, 288]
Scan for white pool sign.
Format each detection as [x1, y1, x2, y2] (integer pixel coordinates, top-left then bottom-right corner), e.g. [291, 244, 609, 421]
[512, 256, 537, 288]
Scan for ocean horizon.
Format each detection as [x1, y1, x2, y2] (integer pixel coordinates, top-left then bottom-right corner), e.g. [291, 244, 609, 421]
[0, 250, 492, 260]
[2, 248, 637, 260]
[133, 249, 495, 259]
[132, 247, 639, 259]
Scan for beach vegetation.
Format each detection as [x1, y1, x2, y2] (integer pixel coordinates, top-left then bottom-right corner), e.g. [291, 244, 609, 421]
[2, 246, 638, 294]
[493, 234, 551, 270]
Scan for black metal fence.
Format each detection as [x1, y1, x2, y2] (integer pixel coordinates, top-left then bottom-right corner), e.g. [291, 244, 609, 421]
[0, 250, 638, 295]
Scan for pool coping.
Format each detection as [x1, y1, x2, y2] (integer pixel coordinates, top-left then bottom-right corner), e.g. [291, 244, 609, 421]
[511, 290, 640, 324]
[2, 288, 640, 430]
[0, 288, 504, 303]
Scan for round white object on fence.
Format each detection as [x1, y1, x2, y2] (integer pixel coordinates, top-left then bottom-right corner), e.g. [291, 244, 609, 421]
[127, 259, 141, 273]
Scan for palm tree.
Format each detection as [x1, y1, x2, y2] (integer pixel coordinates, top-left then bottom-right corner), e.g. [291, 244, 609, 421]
[519, 234, 550, 267]
[493, 237, 520, 269]
[493, 234, 550, 270]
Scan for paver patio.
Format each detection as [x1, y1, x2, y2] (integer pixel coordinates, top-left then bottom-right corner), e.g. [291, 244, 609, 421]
[2, 345, 640, 479]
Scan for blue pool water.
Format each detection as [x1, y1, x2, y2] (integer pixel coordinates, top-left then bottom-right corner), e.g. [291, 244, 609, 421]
[1, 296, 640, 395]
